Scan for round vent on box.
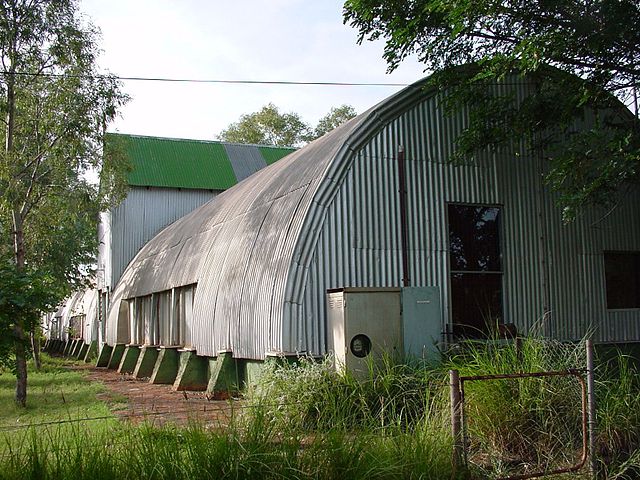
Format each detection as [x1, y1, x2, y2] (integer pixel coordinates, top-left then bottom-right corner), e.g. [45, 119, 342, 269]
[350, 334, 372, 358]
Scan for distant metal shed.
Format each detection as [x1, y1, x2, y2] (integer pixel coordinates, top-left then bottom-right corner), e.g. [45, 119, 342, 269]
[106, 72, 640, 360]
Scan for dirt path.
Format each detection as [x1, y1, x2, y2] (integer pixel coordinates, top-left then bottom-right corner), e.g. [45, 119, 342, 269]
[76, 365, 241, 428]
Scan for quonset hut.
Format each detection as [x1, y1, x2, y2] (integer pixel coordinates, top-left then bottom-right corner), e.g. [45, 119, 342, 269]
[102, 71, 640, 391]
[44, 135, 293, 362]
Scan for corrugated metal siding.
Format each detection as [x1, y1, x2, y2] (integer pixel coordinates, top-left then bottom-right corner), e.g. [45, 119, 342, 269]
[298, 78, 640, 352]
[80, 289, 99, 343]
[106, 73, 640, 354]
[259, 146, 295, 165]
[122, 135, 238, 189]
[109, 187, 217, 287]
[111, 134, 295, 190]
[299, 94, 502, 353]
[107, 121, 358, 356]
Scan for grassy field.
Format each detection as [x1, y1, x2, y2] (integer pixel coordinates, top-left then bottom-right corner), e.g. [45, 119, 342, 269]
[0, 341, 638, 479]
[0, 354, 121, 468]
[0, 355, 114, 426]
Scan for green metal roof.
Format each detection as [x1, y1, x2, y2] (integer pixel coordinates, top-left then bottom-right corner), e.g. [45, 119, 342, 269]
[107, 134, 295, 190]
[258, 146, 297, 165]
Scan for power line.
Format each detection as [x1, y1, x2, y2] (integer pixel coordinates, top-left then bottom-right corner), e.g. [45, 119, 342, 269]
[1, 70, 409, 88]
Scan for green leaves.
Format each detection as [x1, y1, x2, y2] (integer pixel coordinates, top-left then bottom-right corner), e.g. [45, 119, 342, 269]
[218, 103, 311, 148]
[313, 105, 357, 138]
[0, 256, 66, 368]
[344, 0, 640, 218]
[218, 103, 358, 147]
[0, 0, 128, 399]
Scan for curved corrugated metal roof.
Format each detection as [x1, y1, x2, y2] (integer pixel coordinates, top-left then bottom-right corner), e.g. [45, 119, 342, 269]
[106, 77, 434, 356]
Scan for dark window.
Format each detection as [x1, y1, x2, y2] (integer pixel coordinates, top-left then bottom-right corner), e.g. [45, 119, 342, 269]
[448, 204, 503, 337]
[604, 252, 640, 309]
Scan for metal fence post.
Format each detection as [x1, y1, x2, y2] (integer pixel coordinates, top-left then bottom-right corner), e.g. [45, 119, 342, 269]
[586, 339, 598, 479]
[450, 369, 463, 471]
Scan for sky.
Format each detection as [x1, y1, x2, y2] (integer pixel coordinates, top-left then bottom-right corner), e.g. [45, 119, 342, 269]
[78, 0, 428, 141]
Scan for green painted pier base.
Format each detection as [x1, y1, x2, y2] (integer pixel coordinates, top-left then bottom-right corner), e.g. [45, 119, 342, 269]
[173, 350, 208, 391]
[96, 344, 113, 367]
[84, 341, 98, 363]
[48, 340, 61, 354]
[133, 346, 159, 379]
[107, 344, 126, 369]
[149, 347, 179, 384]
[77, 343, 89, 360]
[118, 345, 141, 374]
[207, 352, 241, 396]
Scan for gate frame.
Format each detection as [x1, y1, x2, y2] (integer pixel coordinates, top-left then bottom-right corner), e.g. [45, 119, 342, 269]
[449, 340, 597, 480]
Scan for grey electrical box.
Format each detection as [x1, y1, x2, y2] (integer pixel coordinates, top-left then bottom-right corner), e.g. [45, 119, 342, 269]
[327, 286, 442, 376]
[402, 286, 441, 361]
[327, 287, 403, 377]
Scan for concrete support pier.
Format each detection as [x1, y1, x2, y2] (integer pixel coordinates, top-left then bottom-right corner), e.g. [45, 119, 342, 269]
[107, 344, 126, 369]
[118, 345, 141, 374]
[173, 350, 208, 391]
[149, 347, 179, 384]
[96, 344, 113, 368]
[84, 341, 98, 362]
[206, 351, 240, 397]
[133, 346, 159, 379]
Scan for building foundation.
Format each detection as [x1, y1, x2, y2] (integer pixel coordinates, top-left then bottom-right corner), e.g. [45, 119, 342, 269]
[107, 343, 126, 369]
[173, 350, 208, 391]
[96, 343, 113, 367]
[149, 347, 179, 384]
[118, 345, 141, 374]
[133, 346, 159, 379]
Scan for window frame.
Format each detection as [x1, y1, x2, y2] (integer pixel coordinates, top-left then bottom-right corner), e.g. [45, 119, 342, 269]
[446, 202, 505, 338]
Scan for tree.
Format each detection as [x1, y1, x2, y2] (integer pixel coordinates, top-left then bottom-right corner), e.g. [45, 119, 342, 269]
[0, 0, 128, 406]
[313, 104, 358, 138]
[217, 104, 358, 147]
[344, 0, 640, 219]
[218, 103, 311, 147]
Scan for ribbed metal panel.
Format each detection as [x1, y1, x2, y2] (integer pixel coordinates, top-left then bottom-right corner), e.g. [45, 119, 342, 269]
[121, 134, 238, 189]
[223, 144, 267, 182]
[108, 187, 217, 287]
[298, 77, 640, 351]
[114, 134, 294, 189]
[107, 122, 357, 358]
[301, 93, 502, 348]
[106, 73, 640, 356]
[80, 289, 99, 343]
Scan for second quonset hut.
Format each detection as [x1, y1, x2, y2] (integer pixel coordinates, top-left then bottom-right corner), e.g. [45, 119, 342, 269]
[102, 69, 640, 390]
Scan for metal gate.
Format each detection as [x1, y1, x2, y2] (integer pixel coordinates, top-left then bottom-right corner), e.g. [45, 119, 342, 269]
[449, 341, 596, 479]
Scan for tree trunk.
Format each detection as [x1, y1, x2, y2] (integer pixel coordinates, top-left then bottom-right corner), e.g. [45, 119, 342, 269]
[12, 211, 29, 406]
[14, 323, 27, 407]
[6, 32, 29, 408]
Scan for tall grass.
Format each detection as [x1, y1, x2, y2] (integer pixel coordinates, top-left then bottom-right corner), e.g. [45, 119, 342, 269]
[0, 338, 639, 479]
[441, 338, 588, 478]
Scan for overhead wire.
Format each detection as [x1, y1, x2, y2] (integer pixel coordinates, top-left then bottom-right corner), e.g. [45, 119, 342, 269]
[0, 70, 410, 87]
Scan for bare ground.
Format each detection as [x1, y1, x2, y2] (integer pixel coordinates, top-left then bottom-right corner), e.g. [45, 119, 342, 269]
[74, 365, 240, 428]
